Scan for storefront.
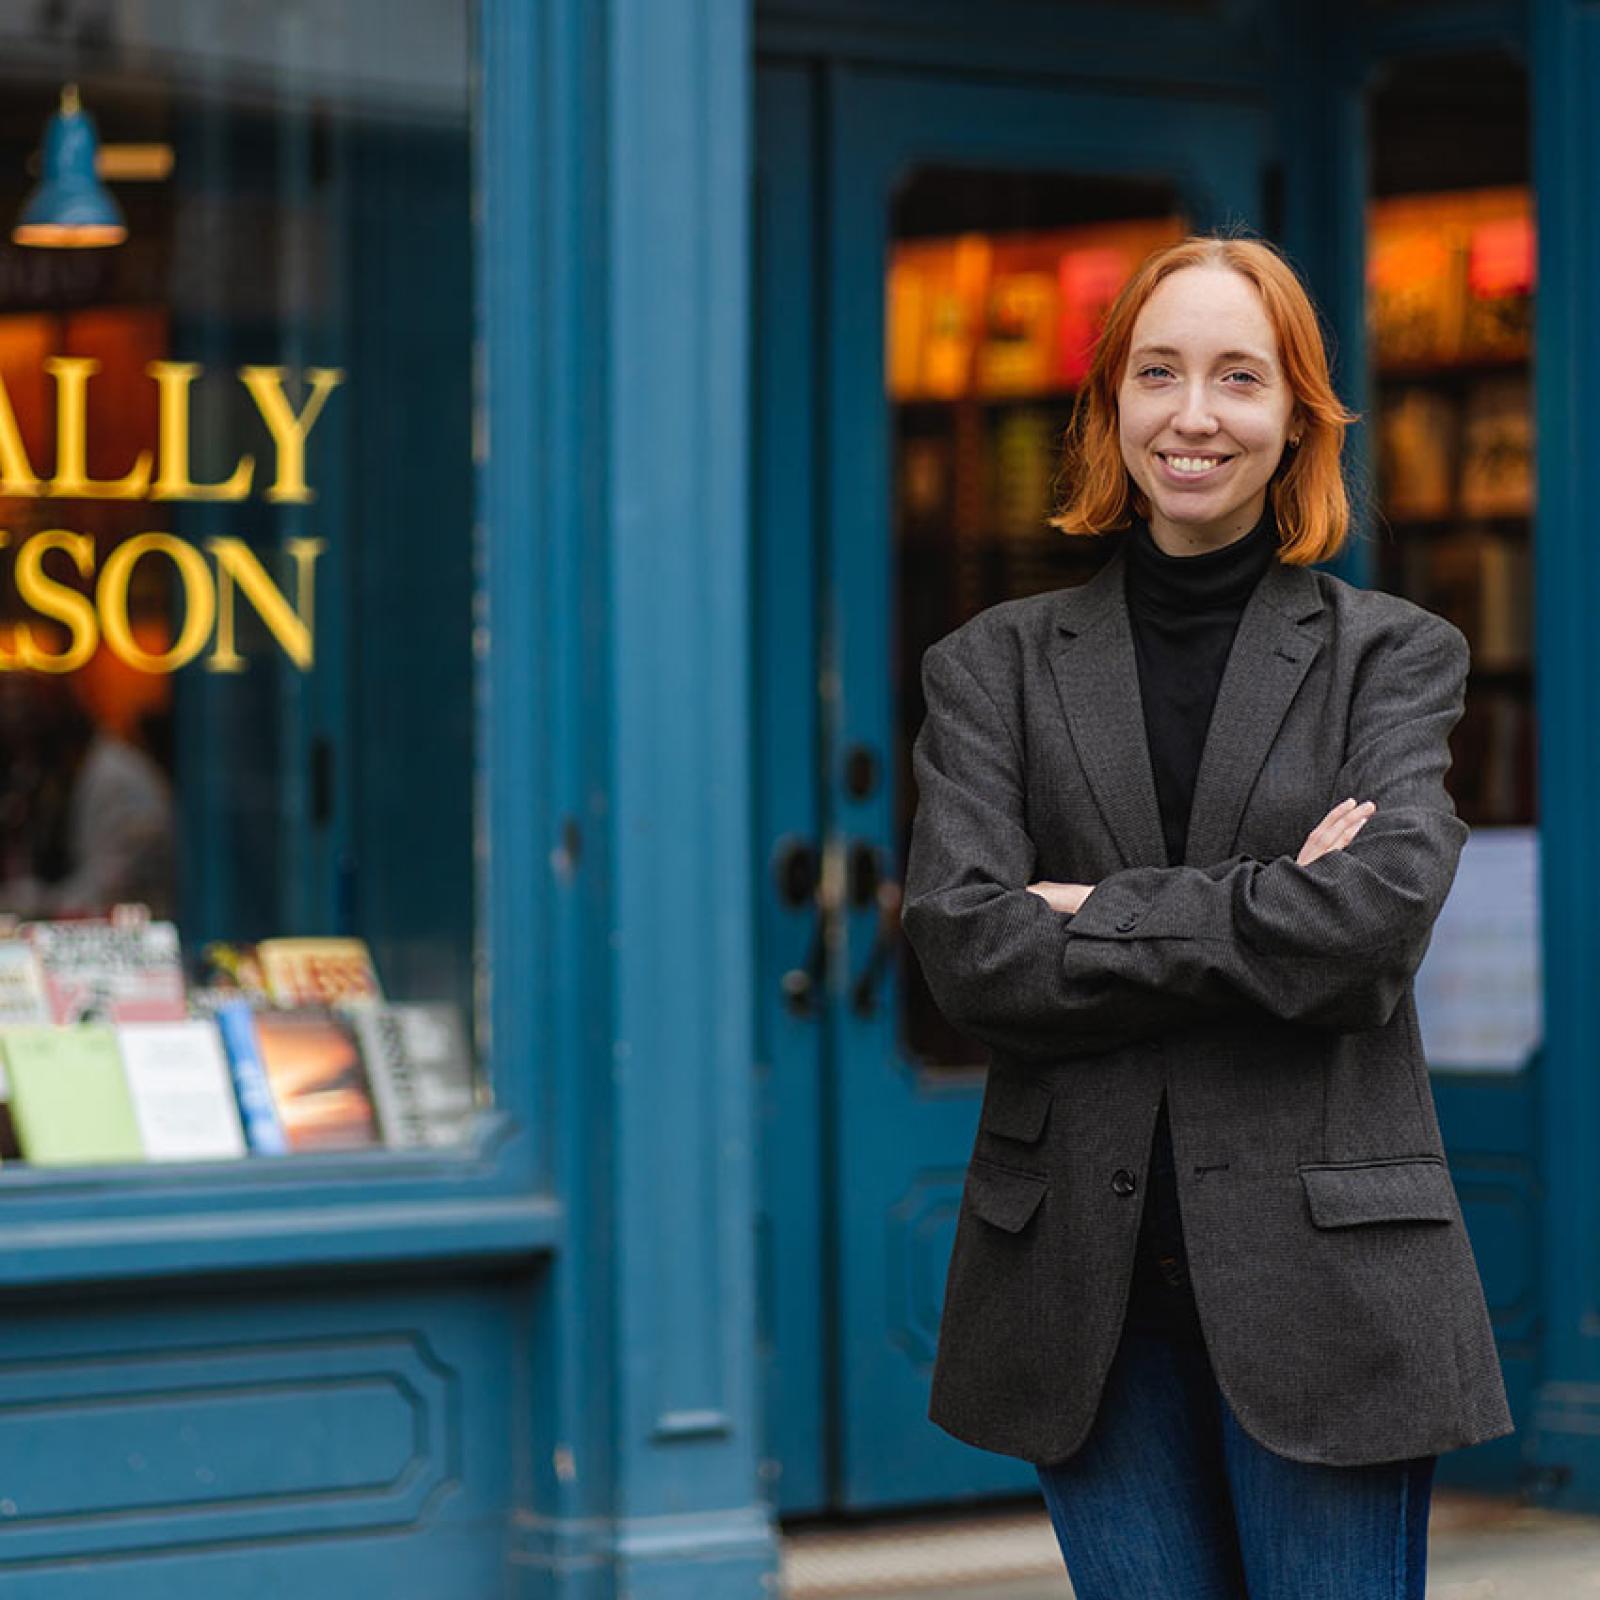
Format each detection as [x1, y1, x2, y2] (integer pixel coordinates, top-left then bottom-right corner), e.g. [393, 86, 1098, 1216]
[754, 0, 1572, 1531]
[0, 0, 1590, 1596]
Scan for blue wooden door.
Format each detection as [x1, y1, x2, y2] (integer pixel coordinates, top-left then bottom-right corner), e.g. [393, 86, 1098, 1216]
[755, 62, 1270, 1513]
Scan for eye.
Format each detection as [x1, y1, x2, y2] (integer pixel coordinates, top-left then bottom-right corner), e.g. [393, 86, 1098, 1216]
[1135, 364, 1174, 380]
[1223, 370, 1263, 386]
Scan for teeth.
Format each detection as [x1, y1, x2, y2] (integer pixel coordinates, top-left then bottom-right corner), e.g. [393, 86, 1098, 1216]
[1166, 455, 1226, 475]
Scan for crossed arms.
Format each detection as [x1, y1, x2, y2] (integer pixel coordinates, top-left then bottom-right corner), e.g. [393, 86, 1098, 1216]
[899, 618, 1471, 1063]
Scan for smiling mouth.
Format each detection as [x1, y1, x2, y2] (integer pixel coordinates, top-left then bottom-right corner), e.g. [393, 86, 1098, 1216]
[1158, 452, 1234, 478]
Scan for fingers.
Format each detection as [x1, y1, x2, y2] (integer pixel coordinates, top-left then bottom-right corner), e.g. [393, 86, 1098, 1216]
[1297, 797, 1376, 866]
[1026, 881, 1084, 915]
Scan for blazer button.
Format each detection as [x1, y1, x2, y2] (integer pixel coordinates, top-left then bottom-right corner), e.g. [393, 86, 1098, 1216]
[1111, 1168, 1137, 1196]
[1116, 913, 1139, 932]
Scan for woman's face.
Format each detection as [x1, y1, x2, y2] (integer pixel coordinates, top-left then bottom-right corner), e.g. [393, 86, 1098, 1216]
[1116, 264, 1301, 555]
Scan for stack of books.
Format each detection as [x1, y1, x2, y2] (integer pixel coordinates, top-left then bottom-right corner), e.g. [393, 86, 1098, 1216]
[0, 910, 481, 1168]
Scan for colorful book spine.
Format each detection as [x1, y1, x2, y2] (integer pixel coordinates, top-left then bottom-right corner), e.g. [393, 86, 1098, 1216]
[215, 1001, 290, 1155]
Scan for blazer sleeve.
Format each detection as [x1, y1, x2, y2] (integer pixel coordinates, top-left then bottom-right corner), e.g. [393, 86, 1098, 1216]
[901, 637, 1249, 1062]
[1061, 615, 1471, 1031]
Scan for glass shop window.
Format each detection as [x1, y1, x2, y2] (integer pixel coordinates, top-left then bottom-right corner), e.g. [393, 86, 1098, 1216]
[1366, 50, 1541, 1073]
[0, 7, 489, 1168]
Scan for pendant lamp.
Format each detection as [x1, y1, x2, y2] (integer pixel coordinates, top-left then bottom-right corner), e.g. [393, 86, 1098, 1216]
[13, 84, 127, 248]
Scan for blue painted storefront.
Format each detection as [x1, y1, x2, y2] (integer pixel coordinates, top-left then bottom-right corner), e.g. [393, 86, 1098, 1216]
[8, 0, 1600, 1595]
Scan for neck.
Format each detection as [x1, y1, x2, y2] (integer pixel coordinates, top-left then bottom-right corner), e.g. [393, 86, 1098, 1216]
[1146, 492, 1271, 557]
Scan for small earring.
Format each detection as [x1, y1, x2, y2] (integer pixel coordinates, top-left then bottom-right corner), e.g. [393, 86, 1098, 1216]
[1289, 434, 1302, 448]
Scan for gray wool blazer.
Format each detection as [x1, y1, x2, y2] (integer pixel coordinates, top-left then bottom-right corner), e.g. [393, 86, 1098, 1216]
[900, 542, 1515, 1469]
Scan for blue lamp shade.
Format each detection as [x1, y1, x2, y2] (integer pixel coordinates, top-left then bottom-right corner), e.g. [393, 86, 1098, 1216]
[13, 85, 126, 248]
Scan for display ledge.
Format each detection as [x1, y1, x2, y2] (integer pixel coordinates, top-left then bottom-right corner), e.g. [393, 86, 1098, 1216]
[0, 1191, 562, 1288]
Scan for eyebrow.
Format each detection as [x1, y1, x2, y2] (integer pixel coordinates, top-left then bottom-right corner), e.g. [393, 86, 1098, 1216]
[1132, 344, 1276, 367]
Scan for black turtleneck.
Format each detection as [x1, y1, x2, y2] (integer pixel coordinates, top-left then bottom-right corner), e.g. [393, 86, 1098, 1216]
[1117, 495, 1280, 1341]
[1124, 497, 1280, 867]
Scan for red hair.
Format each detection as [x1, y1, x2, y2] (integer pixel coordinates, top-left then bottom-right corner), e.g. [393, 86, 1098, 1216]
[1050, 235, 1358, 565]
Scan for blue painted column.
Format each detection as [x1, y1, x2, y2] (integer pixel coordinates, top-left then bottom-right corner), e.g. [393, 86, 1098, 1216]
[493, 1, 779, 1594]
[1525, 0, 1600, 1510]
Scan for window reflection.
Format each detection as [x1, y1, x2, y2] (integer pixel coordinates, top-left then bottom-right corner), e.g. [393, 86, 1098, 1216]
[0, 6, 487, 1167]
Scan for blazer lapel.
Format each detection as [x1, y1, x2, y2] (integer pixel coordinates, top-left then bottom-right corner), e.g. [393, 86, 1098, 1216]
[1047, 547, 1325, 871]
[1047, 547, 1168, 870]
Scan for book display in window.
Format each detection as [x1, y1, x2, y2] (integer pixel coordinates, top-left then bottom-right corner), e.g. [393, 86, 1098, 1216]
[0, 909, 486, 1170]
[1368, 187, 1536, 827]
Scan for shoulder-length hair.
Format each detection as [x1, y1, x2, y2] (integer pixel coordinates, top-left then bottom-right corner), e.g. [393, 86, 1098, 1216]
[1049, 234, 1358, 566]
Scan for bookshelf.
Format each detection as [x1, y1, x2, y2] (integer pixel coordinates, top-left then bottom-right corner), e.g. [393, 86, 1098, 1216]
[889, 216, 1186, 626]
[1367, 186, 1536, 826]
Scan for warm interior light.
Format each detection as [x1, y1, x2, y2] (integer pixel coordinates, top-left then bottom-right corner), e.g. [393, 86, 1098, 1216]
[96, 144, 174, 182]
[11, 220, 127, 247]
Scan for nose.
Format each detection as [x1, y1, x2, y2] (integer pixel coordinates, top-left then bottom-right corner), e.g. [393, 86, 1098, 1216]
[1172, 380, 1219, 436]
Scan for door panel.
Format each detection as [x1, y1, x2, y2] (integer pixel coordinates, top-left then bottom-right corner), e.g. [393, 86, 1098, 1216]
[757, 52, 1532, 1518]
[822, 68, 1268, 1511]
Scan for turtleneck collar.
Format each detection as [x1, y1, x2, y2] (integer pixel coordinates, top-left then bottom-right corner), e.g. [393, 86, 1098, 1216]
[1124, 497, 1280, 618]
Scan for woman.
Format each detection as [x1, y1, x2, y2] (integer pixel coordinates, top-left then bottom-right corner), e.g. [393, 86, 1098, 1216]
[899, 235, 1513, 1600]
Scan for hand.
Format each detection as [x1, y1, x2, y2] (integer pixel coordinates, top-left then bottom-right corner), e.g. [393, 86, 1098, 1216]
[1025, 880, 1095, 915]
[1297, 797, 1376, 866]
[1024, 799, 1376, 913]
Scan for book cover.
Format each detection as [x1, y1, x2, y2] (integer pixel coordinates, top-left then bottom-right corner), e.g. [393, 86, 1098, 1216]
[251, 1008, 382, 1152]
[1057, 244, 1136, 389]
[1459, 375, 1534, 518]
[117, 1020, 248, 1162]
[198, 941, 271, 1003]
[0, 943, 49, 1159]
[976, 268, 1059, 396]
[22, 916, 186, 1024]
[1377, 388, 1459, 521]
[214, 1001, 289, 1155]
[1461, 209, 1534, 362]
[187, 984, 255, 1020]
[3, 1023, 144, 1166]
[0, 940, 50, 1025]
[346, 1002, 478, 1149]
[1368, 225, 1463, 370]
[256, 938, 384, 1009]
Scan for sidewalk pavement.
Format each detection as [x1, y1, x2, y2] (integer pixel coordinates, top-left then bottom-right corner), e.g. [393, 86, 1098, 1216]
[780, 1490, 1600, 1598]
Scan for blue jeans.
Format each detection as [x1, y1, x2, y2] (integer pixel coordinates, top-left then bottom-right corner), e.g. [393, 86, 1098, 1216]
[1035, 1096, 1435, 1600]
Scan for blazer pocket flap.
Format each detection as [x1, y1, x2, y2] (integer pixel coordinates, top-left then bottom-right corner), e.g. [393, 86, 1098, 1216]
[1300, 1159, 1455, 1228]
[980, 1075, 1053, 1143]
[964, 1159, 1047, 1233]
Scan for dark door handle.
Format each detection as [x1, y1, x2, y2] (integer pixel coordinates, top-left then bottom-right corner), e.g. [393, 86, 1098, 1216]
[774, 835, 829, 1016]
